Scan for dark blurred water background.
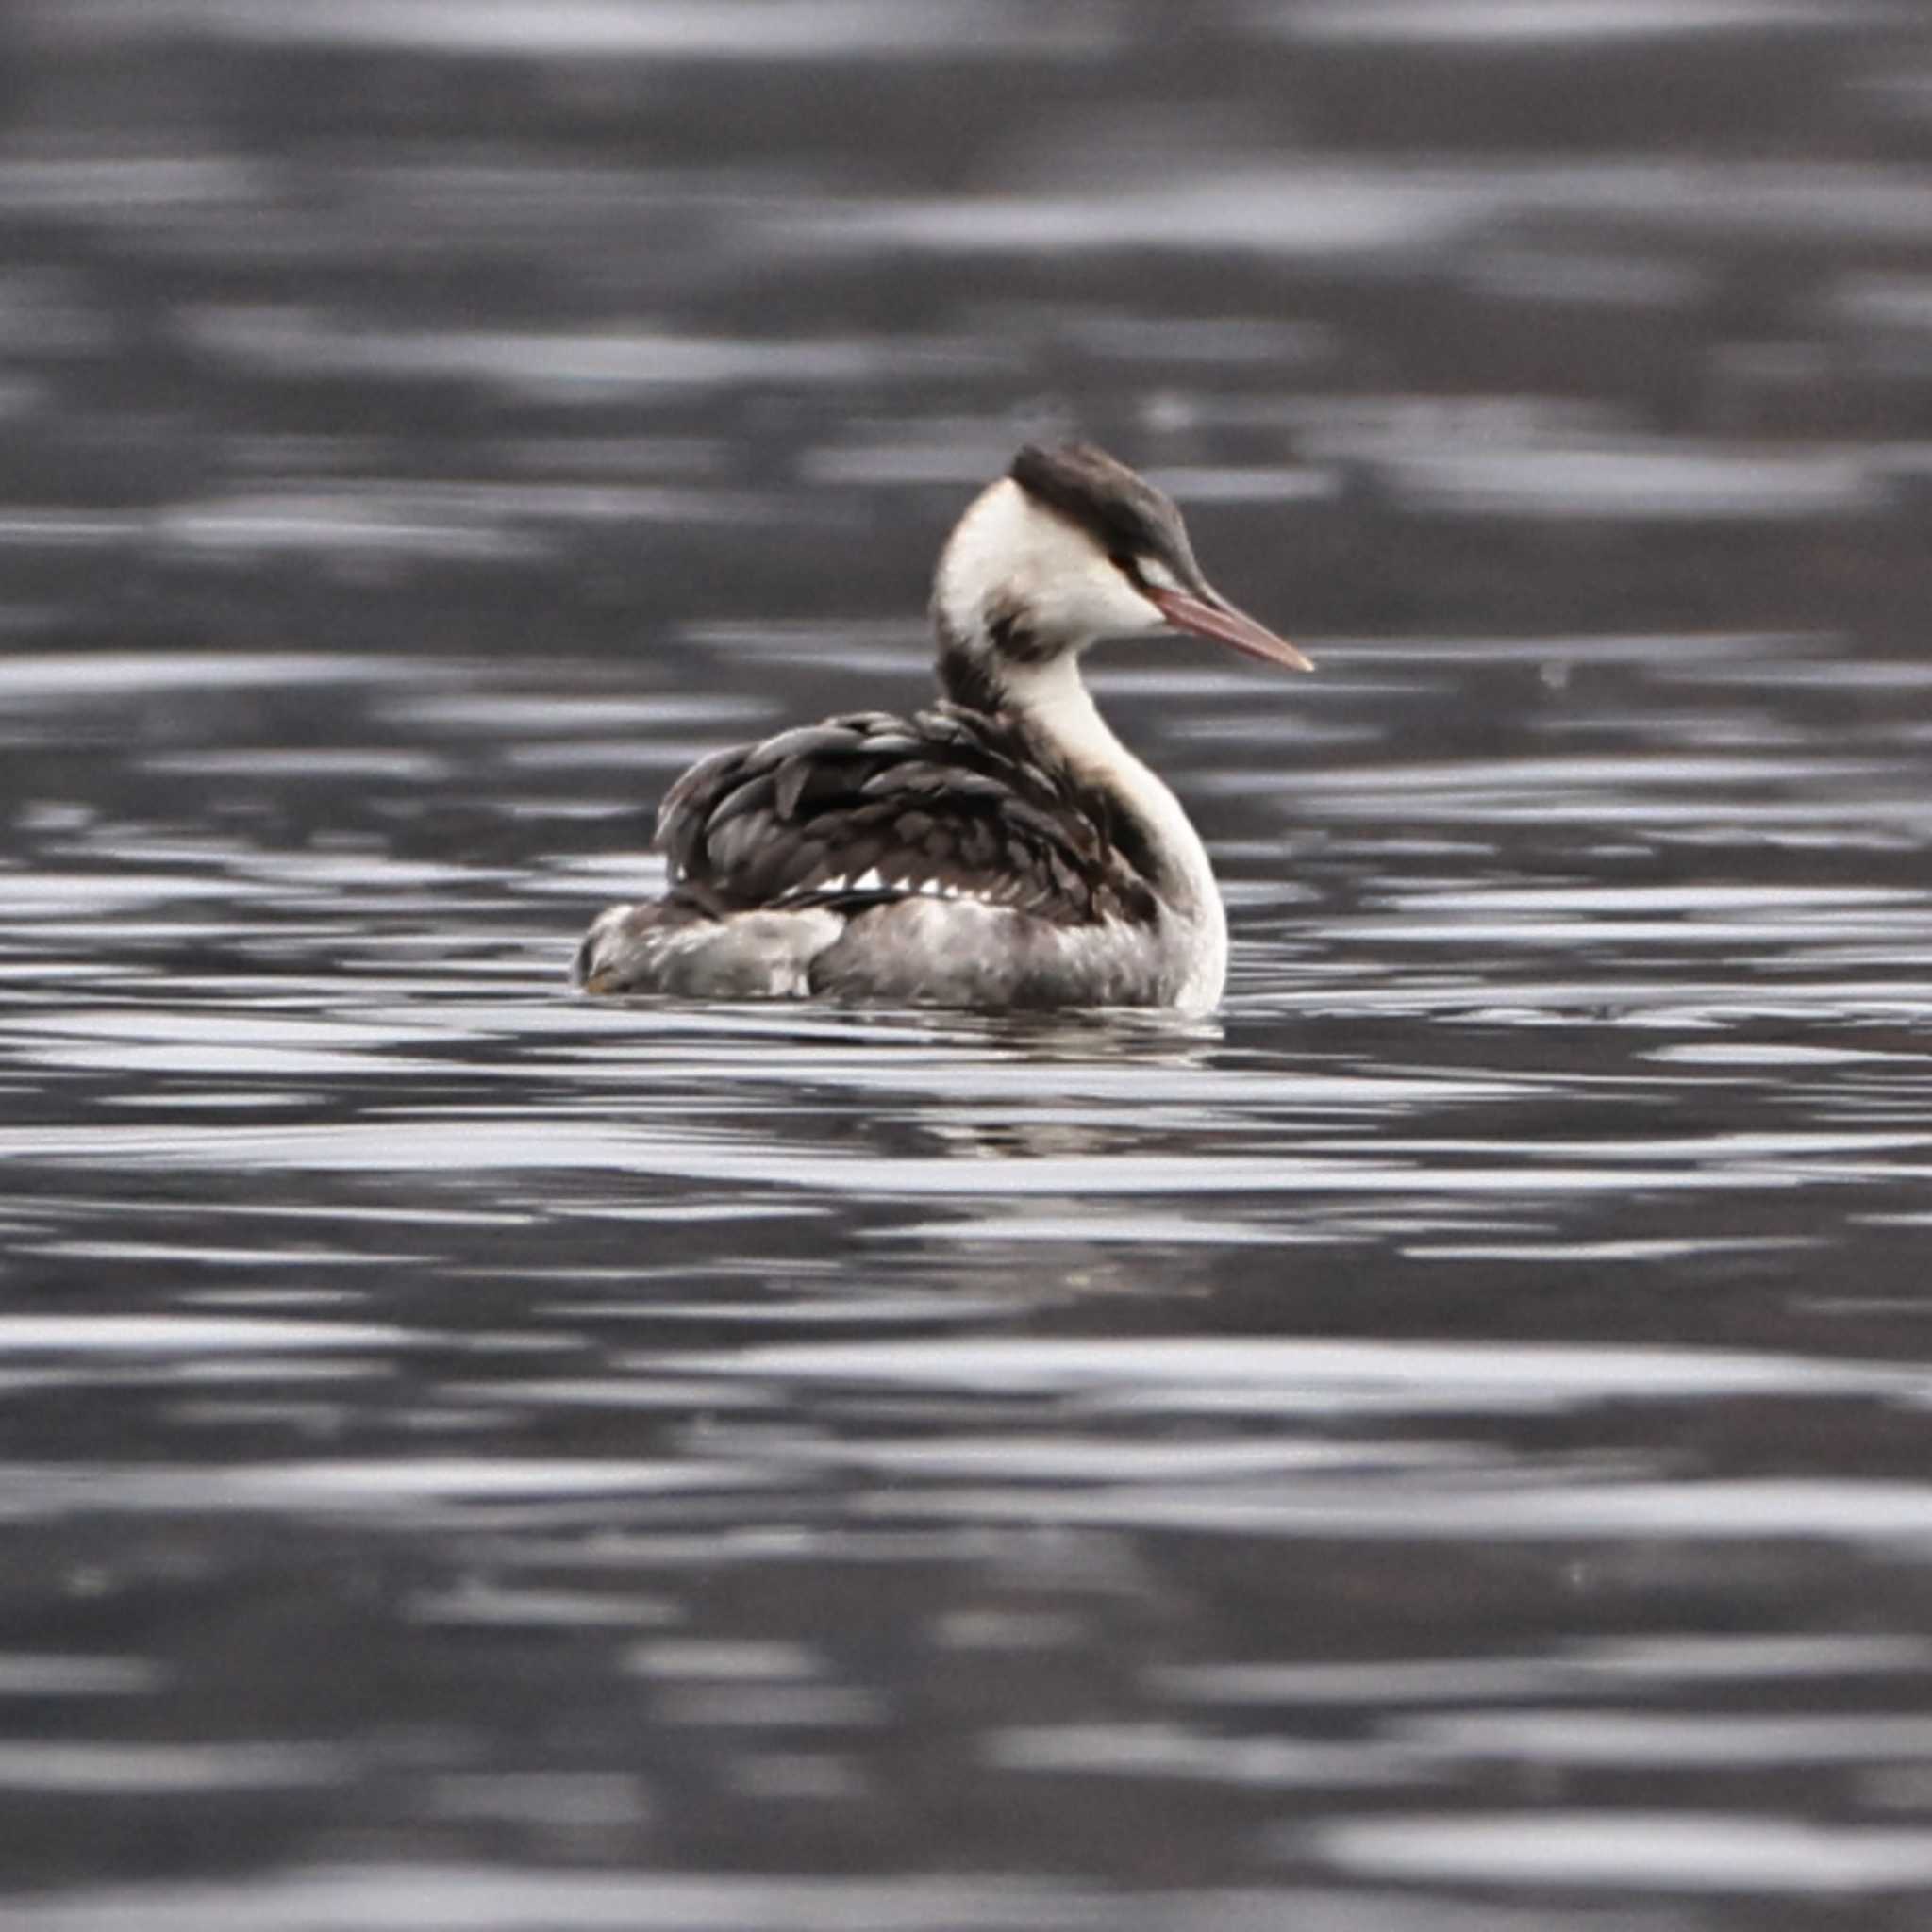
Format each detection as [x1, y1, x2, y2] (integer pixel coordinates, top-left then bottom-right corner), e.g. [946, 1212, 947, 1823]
[4, 1, 1932, 1925]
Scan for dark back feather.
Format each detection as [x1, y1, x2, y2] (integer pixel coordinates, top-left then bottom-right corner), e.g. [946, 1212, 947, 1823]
[656, 705, 1159, 926]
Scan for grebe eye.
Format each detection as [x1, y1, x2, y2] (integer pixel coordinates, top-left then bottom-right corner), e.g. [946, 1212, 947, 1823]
[1109, 551, 1144, 585]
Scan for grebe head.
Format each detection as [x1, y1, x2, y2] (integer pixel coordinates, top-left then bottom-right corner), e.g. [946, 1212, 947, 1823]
[932, 442, 1311, 708]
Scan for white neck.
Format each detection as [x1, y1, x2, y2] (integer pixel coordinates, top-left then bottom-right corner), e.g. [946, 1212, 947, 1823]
[1004, 653, 1224, 936]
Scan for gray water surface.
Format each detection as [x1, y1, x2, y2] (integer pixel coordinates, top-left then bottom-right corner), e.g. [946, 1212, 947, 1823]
[4, 4, 1932, 1928]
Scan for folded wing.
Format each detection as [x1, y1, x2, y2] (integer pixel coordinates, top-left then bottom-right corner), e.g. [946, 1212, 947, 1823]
[657, 706, 1157, 926]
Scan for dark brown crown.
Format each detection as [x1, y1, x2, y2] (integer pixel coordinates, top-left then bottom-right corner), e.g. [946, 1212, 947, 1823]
[1008, 443, 1208, 596]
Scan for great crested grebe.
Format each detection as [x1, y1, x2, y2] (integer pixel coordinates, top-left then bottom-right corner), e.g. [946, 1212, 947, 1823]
[574, 442, 1311, 1011]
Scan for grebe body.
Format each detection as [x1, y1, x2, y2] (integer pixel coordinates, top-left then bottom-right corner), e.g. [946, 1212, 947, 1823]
[575, 444, 1309, 1012]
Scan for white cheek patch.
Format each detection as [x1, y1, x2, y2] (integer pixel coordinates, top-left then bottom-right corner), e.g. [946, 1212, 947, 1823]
[937, 479, 1165, 646]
